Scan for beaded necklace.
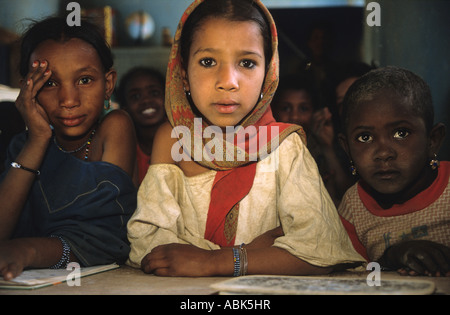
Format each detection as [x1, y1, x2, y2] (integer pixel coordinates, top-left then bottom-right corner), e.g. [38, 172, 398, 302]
[54, 129, 96, 161]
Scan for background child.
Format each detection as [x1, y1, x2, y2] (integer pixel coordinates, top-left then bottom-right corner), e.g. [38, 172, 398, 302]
[338, 66, 449, 276]
[117, 67, 166, 186]
[0, 17, 137, 280]
[272, 74, 353, 206]
[127, 0, 364, 277]
[271, 74, 317, 132]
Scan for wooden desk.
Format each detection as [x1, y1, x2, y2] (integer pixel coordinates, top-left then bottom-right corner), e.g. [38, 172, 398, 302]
[0, 266, 448, 295]
[324, 269, 450, 295]
[0, 265, 226, 295]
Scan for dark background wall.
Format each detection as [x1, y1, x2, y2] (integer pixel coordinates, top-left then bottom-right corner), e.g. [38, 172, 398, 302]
[1, 0, 449, 160]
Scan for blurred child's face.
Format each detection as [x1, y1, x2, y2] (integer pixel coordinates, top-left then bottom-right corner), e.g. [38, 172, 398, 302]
[124, 74, 165, 127]
[182, 18, 266, 128]
[335, 76, 357, 115]
[273, 89, 314, 130]
[345, 92, 430, 196]
[31, 38, 115, 139]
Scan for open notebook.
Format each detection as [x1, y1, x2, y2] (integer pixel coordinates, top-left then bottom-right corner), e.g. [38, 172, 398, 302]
[0, 263, 119, 290]
[211, 275, 436, 295]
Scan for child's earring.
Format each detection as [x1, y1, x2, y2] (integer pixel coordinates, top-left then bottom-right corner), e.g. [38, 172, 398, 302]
[429, 153, 440, 170]
[184, 87, 191, 98]
[104, 98, 111, 110]
[260, 93, 264, 101]
[349, 160, 358, 176]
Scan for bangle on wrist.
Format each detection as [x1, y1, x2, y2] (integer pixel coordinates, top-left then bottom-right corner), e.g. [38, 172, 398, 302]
[49, 235, 71, 269]
[232, 243, 248, 277]
[10, 162, 40, 177]
[239, 243, 248, 276]
[232, 247, 240, 276]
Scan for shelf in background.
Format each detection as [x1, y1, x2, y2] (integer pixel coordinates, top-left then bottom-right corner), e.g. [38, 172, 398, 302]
[112, 46, 171, 83]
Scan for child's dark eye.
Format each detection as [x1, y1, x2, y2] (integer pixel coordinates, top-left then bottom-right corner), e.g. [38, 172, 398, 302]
[150, 89, 163, 97]
[199, 58, 216, 68]
[78, 77, 93, 85]
[356, 134, 373, 143]
[239, 59, 256, 69]
[300, 105, 312, 113]
[280, 104, 292, 113]
[44, 80, 57, 87]
[129, 93, 141, 101]
[393, 129, 410, 139]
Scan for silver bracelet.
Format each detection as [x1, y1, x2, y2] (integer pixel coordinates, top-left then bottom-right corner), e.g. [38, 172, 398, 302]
[49, 235, 71, 269]
[10, 162, 40, 177]
[239, 243, 248, 276]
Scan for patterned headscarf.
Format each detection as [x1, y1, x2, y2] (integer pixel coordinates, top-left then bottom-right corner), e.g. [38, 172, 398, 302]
[165, 0, 306, 246]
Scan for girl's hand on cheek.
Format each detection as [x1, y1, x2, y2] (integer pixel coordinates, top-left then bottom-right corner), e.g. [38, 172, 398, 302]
[16, 60, 52, 142]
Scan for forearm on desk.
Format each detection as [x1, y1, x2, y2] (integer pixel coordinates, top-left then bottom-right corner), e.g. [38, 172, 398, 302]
[212, 246, 332, 276]
[0, 237, 78, 280]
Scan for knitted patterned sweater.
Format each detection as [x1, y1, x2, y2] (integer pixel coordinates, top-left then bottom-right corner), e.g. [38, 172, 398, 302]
[338, 161, 450, 261]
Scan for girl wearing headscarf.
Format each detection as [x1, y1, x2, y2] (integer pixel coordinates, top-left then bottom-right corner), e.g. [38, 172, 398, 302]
[127, 0, 364, 276]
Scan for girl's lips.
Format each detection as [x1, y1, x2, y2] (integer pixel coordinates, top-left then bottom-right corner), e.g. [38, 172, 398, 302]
[214, 103, 239, 114]
[59, 116, 85, 127]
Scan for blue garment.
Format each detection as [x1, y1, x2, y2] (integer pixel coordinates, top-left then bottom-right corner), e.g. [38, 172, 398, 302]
[2, 131, 137, 266]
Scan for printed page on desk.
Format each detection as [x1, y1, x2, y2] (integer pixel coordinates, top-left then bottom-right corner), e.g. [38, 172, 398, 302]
[211, 275, 436, 295]
[0, 263, 119, 290]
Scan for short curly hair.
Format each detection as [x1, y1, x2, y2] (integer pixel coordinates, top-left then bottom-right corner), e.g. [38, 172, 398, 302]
[341, 66, 434, 133]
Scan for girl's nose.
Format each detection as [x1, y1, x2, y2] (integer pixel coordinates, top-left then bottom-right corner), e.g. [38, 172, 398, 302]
[59, 85, 80, 109]
[216, 64, 239, 92]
